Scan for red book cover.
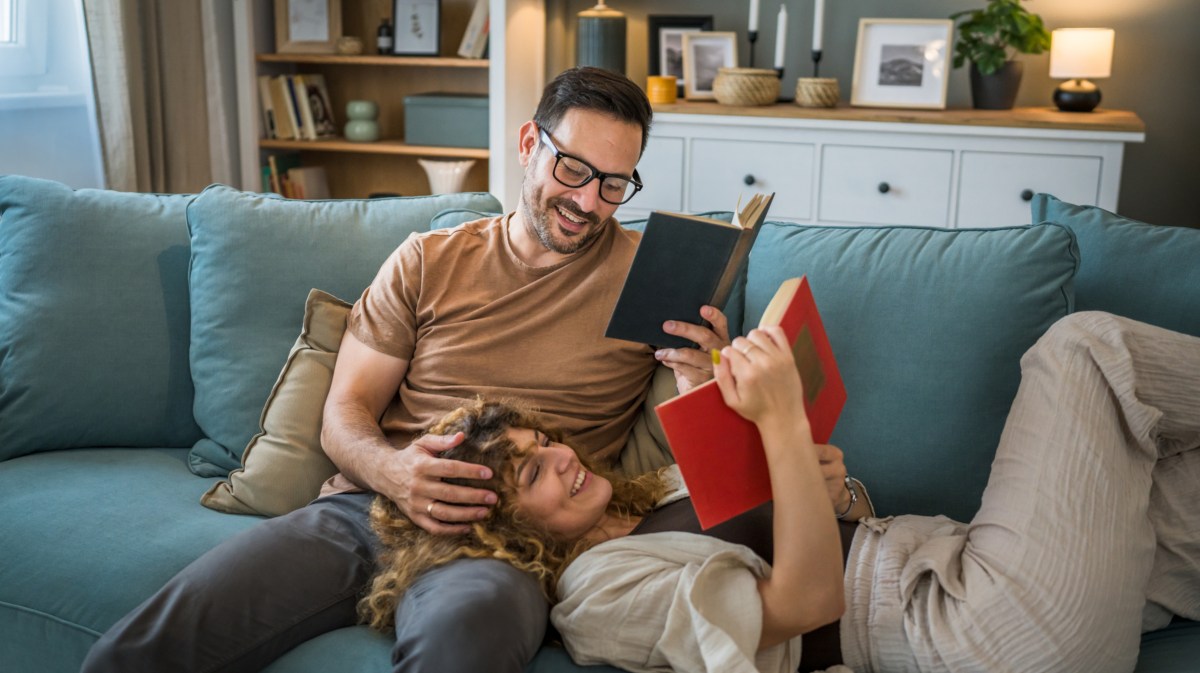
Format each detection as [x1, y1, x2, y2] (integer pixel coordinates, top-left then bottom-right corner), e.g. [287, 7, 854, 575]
[654, 277, 846, 529]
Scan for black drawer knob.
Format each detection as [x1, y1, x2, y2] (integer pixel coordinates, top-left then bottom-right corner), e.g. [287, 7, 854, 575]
[877, 182, 891, 194]
[1020, 189, 1035, 202]
[743, 174, 756, 186]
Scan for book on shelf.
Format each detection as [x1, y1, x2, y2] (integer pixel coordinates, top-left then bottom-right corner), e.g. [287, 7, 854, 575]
[654, 276, 847, 529]
[263, 152, 302, 197]
[257, 75, 277, 139]
[293, 74, 317, 141]
[605, 193, 774, 349]
[299, 73, 337, 139]
[457, 0, 489, 59]
[287, 166, 331, 199]
[268, 75, 299, 140]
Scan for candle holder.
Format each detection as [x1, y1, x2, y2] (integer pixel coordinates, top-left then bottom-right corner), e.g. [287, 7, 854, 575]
[812, 49, 823, 78]
[748, 30, 758, 68]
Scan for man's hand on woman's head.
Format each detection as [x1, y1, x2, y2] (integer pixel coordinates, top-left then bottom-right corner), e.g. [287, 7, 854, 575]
[656, 305, 732, 394]
[380, 432, 499, 535]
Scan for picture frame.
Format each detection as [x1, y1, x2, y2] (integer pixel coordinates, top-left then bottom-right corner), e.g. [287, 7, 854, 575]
[850, 18, 953, 109]
[648, 15, 715, 97]
[682, 32, 738, 101]
[274, 0, 342, 54]
[393, 0, 441, 56]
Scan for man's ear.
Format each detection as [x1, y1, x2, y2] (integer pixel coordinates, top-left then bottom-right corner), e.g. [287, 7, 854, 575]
[517, 121, 539, 168]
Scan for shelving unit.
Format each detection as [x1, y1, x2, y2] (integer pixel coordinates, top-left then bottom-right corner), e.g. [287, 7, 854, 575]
[233, 0, 546, 205]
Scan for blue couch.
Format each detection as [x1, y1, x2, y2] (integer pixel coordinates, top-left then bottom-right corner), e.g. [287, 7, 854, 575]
[2, 175, 1198, 672]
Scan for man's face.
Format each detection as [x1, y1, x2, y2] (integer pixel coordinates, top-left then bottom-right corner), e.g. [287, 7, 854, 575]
[518, 109, 642, 255]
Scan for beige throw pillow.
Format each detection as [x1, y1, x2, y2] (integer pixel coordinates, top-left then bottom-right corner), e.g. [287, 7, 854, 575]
[200, 289, 350, 517]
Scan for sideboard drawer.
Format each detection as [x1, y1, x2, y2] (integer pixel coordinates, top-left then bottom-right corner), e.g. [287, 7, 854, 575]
[956, 151, 1102, 229]
[629, 135, 685, 214]
[687, 139, 815, 220]
[819, 145, 953, 226]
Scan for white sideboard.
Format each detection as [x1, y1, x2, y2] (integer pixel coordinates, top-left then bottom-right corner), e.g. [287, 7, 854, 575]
[616, 104, 1145, 229]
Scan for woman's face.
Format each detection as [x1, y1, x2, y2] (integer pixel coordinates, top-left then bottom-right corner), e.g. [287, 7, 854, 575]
[505, 427, 612, 541]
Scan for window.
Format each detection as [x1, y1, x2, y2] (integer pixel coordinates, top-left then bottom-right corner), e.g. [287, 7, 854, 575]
[0, 0, 46, 76]
[1, 0, 14, 44]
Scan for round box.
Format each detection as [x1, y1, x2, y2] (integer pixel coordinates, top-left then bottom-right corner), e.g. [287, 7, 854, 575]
[713, 68, 781, 106]
[795, 77, 840, 108]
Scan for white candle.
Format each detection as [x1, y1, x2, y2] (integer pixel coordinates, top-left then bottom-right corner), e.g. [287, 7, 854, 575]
[749, 0, 760, 33]
[812, 0, 825, 52]
[774, 4, 788, 69]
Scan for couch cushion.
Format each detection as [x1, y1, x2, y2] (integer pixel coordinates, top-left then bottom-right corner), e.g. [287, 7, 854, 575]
[0, 448, 261, 672]
[1135, 619, 1200, 673]
[1032, 193, 1200, 338]
[0, 175, 202, 462]
[201, 289, 349, 517]
[744, 222, 1078, 522]
[185, 187, 504, 476]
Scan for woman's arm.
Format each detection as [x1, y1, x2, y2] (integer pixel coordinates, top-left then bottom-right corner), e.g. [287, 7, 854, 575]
[714, 327, 846, 649]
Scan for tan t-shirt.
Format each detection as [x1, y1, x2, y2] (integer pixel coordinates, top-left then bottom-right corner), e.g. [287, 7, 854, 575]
[321, 213, 658, 495]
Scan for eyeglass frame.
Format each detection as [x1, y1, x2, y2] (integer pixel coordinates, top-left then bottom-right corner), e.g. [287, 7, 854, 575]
[537, 127, 644, 205]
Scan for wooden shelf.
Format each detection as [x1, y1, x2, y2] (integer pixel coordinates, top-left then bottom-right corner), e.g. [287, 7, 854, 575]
[260, 138, 489, 159]
[257, 53, 488, 68]
[652, 102, 1146, 134]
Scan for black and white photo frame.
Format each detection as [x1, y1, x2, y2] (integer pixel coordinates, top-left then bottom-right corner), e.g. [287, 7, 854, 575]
[851, 18, 953, 109]
[648, 15, 715, 97]
[393, 0, 441, 56]
[682, 32, 738, 100]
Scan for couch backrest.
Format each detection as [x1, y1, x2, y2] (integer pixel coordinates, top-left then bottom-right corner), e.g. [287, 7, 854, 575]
[184, 186, 504, 476]
[742, 221, 1079, 522]
[1033, 193, 1200, 338]
[0, 175, 202, 459]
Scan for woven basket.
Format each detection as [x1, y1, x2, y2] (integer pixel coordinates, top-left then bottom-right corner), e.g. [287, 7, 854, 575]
[794, 77, 840, 108]
[713, 68, 780, 106]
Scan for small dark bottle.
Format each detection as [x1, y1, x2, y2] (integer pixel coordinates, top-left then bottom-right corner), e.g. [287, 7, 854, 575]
[377, 18, 394, 54]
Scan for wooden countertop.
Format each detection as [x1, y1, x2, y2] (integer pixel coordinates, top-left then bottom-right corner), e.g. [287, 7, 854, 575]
[650, 102, 1145, 134]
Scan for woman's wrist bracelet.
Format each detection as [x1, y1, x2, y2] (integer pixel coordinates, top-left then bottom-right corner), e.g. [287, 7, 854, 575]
[836, 475, 858, 519]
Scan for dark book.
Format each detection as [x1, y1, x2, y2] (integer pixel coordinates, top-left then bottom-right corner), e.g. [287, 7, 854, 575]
[654, 277, 847, 528]
[605, 193, 775, 349]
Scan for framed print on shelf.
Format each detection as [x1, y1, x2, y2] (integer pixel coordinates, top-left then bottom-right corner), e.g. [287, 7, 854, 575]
[393, 0, 441, 56]
[274, 0, 342, 54]
[682, 32, 738, 100]
[850, 18, 953, 109]
[648, 15, 714, 97]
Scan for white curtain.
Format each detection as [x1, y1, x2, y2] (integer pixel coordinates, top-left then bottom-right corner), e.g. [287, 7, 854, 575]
[81, 0, 239, 193]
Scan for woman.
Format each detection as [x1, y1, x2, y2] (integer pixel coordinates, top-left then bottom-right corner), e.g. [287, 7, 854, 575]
[362, 312, 1200, 673]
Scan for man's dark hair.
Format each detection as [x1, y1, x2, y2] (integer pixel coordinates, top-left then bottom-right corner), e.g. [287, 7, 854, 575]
[532, 66, 653, 154]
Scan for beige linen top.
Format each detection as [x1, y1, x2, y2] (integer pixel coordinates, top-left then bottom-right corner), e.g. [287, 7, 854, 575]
[322, 214, 657, 495]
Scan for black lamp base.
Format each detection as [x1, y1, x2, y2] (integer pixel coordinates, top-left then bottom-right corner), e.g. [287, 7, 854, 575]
[1053, 79, 1102, 112]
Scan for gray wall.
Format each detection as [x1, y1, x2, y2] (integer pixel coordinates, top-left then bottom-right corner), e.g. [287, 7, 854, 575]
[548, 0, 1200, 228]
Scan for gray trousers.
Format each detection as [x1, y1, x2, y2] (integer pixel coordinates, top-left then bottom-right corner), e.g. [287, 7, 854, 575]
[80, 492, 548, 673]
[843, 312, 1200, 673]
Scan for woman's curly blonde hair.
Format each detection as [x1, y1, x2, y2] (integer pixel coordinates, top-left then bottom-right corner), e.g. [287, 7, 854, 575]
[357, 397, 669, 631]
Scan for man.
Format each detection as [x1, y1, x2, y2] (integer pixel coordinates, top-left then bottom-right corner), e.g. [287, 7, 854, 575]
[81, 67, 758, 673]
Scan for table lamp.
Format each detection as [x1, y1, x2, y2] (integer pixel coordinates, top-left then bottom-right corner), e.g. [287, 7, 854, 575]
[577, 1, 626, 74]
[1049, 28, 1114, 112]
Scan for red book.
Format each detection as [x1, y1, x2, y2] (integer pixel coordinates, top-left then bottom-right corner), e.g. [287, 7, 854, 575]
[654, 277, 846, 529]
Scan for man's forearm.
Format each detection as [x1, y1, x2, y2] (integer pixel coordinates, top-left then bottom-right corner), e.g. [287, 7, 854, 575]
[321, 400, 399, 493]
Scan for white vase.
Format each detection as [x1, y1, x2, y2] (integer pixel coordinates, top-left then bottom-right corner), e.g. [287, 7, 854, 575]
[418, 159, 476, 194]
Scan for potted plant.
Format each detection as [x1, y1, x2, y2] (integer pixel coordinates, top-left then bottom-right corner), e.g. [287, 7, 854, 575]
[951, 0, 1051, 110]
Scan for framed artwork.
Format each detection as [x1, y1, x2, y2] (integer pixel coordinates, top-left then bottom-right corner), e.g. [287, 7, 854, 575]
[850, 18, 953, 109]
[274, 0, 342, 54]
[648, 15, 714, 97]
[393, 0, 441, 56]
[682, 32, 738, 100]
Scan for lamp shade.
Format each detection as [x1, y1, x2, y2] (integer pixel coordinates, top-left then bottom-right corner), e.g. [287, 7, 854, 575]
[1049, 28, 1114, 79]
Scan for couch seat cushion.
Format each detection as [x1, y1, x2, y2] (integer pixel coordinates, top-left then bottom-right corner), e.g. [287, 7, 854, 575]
[1032, 194, 1200, 338]
[744, 222, 1077, 522]
[1135, 619, 1200, 672]
[185, 187, 504, 476]
[0, 448, 261, 672]
[0, 176, 202, 461]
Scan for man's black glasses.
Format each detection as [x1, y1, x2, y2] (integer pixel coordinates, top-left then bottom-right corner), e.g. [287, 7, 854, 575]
[538, 127, 643, 205]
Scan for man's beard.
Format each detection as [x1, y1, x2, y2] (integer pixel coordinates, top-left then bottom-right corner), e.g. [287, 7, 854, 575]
[520, 182, 606, 255]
